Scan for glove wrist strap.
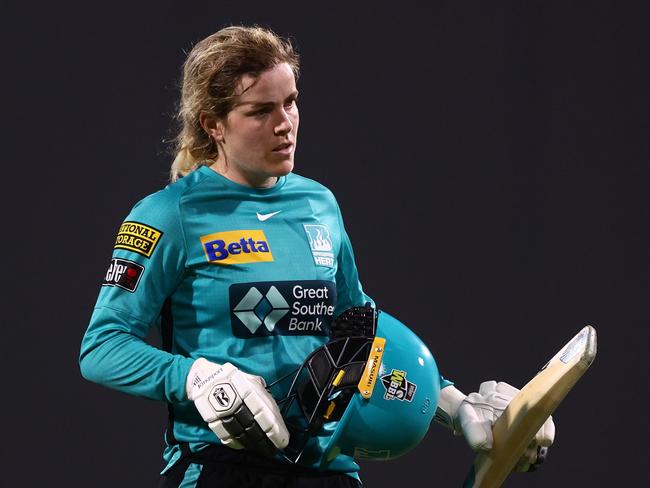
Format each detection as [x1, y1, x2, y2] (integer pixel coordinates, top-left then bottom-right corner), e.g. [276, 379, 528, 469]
[433, 385, 466, 434]
[186, 357, 225, 398]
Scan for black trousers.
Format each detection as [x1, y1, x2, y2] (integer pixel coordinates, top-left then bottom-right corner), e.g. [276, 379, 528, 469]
[158, 444, 362, 488]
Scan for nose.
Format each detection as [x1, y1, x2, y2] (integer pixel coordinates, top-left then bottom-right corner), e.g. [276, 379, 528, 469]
[274, 108, 294, 136]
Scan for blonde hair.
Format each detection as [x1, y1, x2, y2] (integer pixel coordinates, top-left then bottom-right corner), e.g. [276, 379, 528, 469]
[170, 26, 300, 181]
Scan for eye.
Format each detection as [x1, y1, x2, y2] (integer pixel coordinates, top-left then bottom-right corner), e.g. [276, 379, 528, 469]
[249, 107, 271, 117]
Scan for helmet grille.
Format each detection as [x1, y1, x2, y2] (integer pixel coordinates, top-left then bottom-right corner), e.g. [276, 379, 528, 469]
[269, 304, 378, 464]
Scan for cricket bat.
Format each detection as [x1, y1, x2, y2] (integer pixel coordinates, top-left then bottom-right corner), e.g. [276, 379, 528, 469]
[463, 325, 597, 488]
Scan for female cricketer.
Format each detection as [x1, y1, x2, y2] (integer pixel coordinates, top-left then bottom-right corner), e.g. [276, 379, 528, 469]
[80, 25, 554, 487]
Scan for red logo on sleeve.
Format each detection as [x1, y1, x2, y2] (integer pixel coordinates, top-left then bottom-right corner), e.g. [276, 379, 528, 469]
[103, 258, 145, 292]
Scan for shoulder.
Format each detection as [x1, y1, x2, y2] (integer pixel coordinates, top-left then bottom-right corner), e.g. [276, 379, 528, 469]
[130, 169, 210, 217]
[286, 172, 339, 204]
[124, 169, 211, 233]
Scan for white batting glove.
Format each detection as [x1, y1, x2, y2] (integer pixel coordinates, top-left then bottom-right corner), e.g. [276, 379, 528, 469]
[186, 358, 290, 457]
[436, 382, 555, 471]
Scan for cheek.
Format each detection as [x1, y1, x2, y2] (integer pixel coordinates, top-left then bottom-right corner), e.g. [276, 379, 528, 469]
[233, 126, 264, 149]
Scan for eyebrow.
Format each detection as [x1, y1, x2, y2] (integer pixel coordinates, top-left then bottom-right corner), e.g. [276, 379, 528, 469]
[237, 91, 299, 109]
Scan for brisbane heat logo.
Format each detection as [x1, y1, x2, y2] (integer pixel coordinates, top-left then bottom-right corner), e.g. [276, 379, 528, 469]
[200, 230, 273, 264]
[303, 224, 334, 268]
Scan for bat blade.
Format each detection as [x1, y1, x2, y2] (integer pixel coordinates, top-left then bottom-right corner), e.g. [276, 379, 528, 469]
[463, 325, 597, 488]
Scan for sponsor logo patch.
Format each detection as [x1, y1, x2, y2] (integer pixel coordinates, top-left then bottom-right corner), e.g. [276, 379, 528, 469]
[201, 230, 273, 265]
[114, 221, 163, 258]
[303, 224, 334, 268]
[229, 281, 336, 337]
[381, 369, 417, 402]
[102, 258, 144, 292]
[357, 336, 386, 399]
[209, 384, 237, 412]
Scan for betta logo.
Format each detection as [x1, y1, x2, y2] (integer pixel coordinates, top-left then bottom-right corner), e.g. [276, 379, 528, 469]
[102, 258, 144, 292]
[200, 230, 273, 265]
[381, 369, 417, 402]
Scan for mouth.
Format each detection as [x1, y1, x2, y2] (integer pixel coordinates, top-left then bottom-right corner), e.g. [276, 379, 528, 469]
[272, 142, 294, 154]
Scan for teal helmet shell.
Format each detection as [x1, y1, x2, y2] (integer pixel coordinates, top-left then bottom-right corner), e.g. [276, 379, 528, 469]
[320, 310, 441, 466]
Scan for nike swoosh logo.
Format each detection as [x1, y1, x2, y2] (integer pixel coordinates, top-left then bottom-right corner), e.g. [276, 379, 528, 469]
[257, 211, 282, 221]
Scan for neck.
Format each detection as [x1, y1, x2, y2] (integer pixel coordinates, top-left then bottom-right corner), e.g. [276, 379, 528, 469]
[209, 161, 277, 188]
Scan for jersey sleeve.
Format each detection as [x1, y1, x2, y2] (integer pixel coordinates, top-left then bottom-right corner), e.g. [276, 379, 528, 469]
[79, 189, 195, 403]
[439, 376, 454, 389]
[332, 197, 374, 315]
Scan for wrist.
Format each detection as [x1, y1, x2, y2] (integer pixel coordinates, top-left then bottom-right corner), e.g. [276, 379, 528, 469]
[434, 385, 467, 433]
[186, 357, 227, 399]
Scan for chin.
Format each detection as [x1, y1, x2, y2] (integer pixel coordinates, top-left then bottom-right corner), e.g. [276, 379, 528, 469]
[273, 159, 295, 176]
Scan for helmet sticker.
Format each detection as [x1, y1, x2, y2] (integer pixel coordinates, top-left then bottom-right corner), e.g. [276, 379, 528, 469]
[357, 336, 386, 399]
[381, 369, 417, 402]
[353, 447, 391, 460]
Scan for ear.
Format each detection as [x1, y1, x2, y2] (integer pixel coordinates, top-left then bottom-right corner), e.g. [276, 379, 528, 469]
[199, 112, 225, 143]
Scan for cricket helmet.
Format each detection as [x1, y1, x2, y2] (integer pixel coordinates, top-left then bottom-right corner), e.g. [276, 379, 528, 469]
[272, 306, 441, 467]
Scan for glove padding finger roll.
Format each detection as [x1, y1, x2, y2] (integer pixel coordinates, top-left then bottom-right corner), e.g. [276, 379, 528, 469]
[458, 381, 518, 450]
[457, 381, 556, 467]
[186, 358, 290, 457]
[515, 445, 549, 472]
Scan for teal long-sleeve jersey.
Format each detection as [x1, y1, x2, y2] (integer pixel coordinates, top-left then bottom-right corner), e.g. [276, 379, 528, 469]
[80, 166, 374, 475]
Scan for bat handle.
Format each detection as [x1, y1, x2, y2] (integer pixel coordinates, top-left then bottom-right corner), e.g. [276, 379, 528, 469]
[463, 466, 476, 488]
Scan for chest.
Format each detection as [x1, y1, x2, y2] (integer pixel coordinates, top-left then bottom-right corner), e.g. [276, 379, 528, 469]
[182, 196, 340, 283]
[179, 194, 341, 338]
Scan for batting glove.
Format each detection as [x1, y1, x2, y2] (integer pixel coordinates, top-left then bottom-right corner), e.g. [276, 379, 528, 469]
[186, 358, 290, 457]
[436, 382, 555, 471]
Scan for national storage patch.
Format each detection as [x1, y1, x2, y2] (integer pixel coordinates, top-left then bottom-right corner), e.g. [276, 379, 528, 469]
[201, 230, 273, 265]
[114, 221, 163, 258]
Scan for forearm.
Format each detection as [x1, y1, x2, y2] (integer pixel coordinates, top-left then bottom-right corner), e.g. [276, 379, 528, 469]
[79, 306, 194, 403]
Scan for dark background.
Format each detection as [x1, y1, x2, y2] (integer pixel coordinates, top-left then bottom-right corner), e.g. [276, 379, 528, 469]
[3, 1, 647, 486]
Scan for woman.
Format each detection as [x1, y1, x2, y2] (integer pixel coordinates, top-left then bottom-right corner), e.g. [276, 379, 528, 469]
[80, 26, 371, 487]
[80, 25, 553, 488]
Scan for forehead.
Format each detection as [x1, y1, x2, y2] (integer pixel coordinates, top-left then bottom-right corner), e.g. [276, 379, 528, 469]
[235, 63, 297, 102]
